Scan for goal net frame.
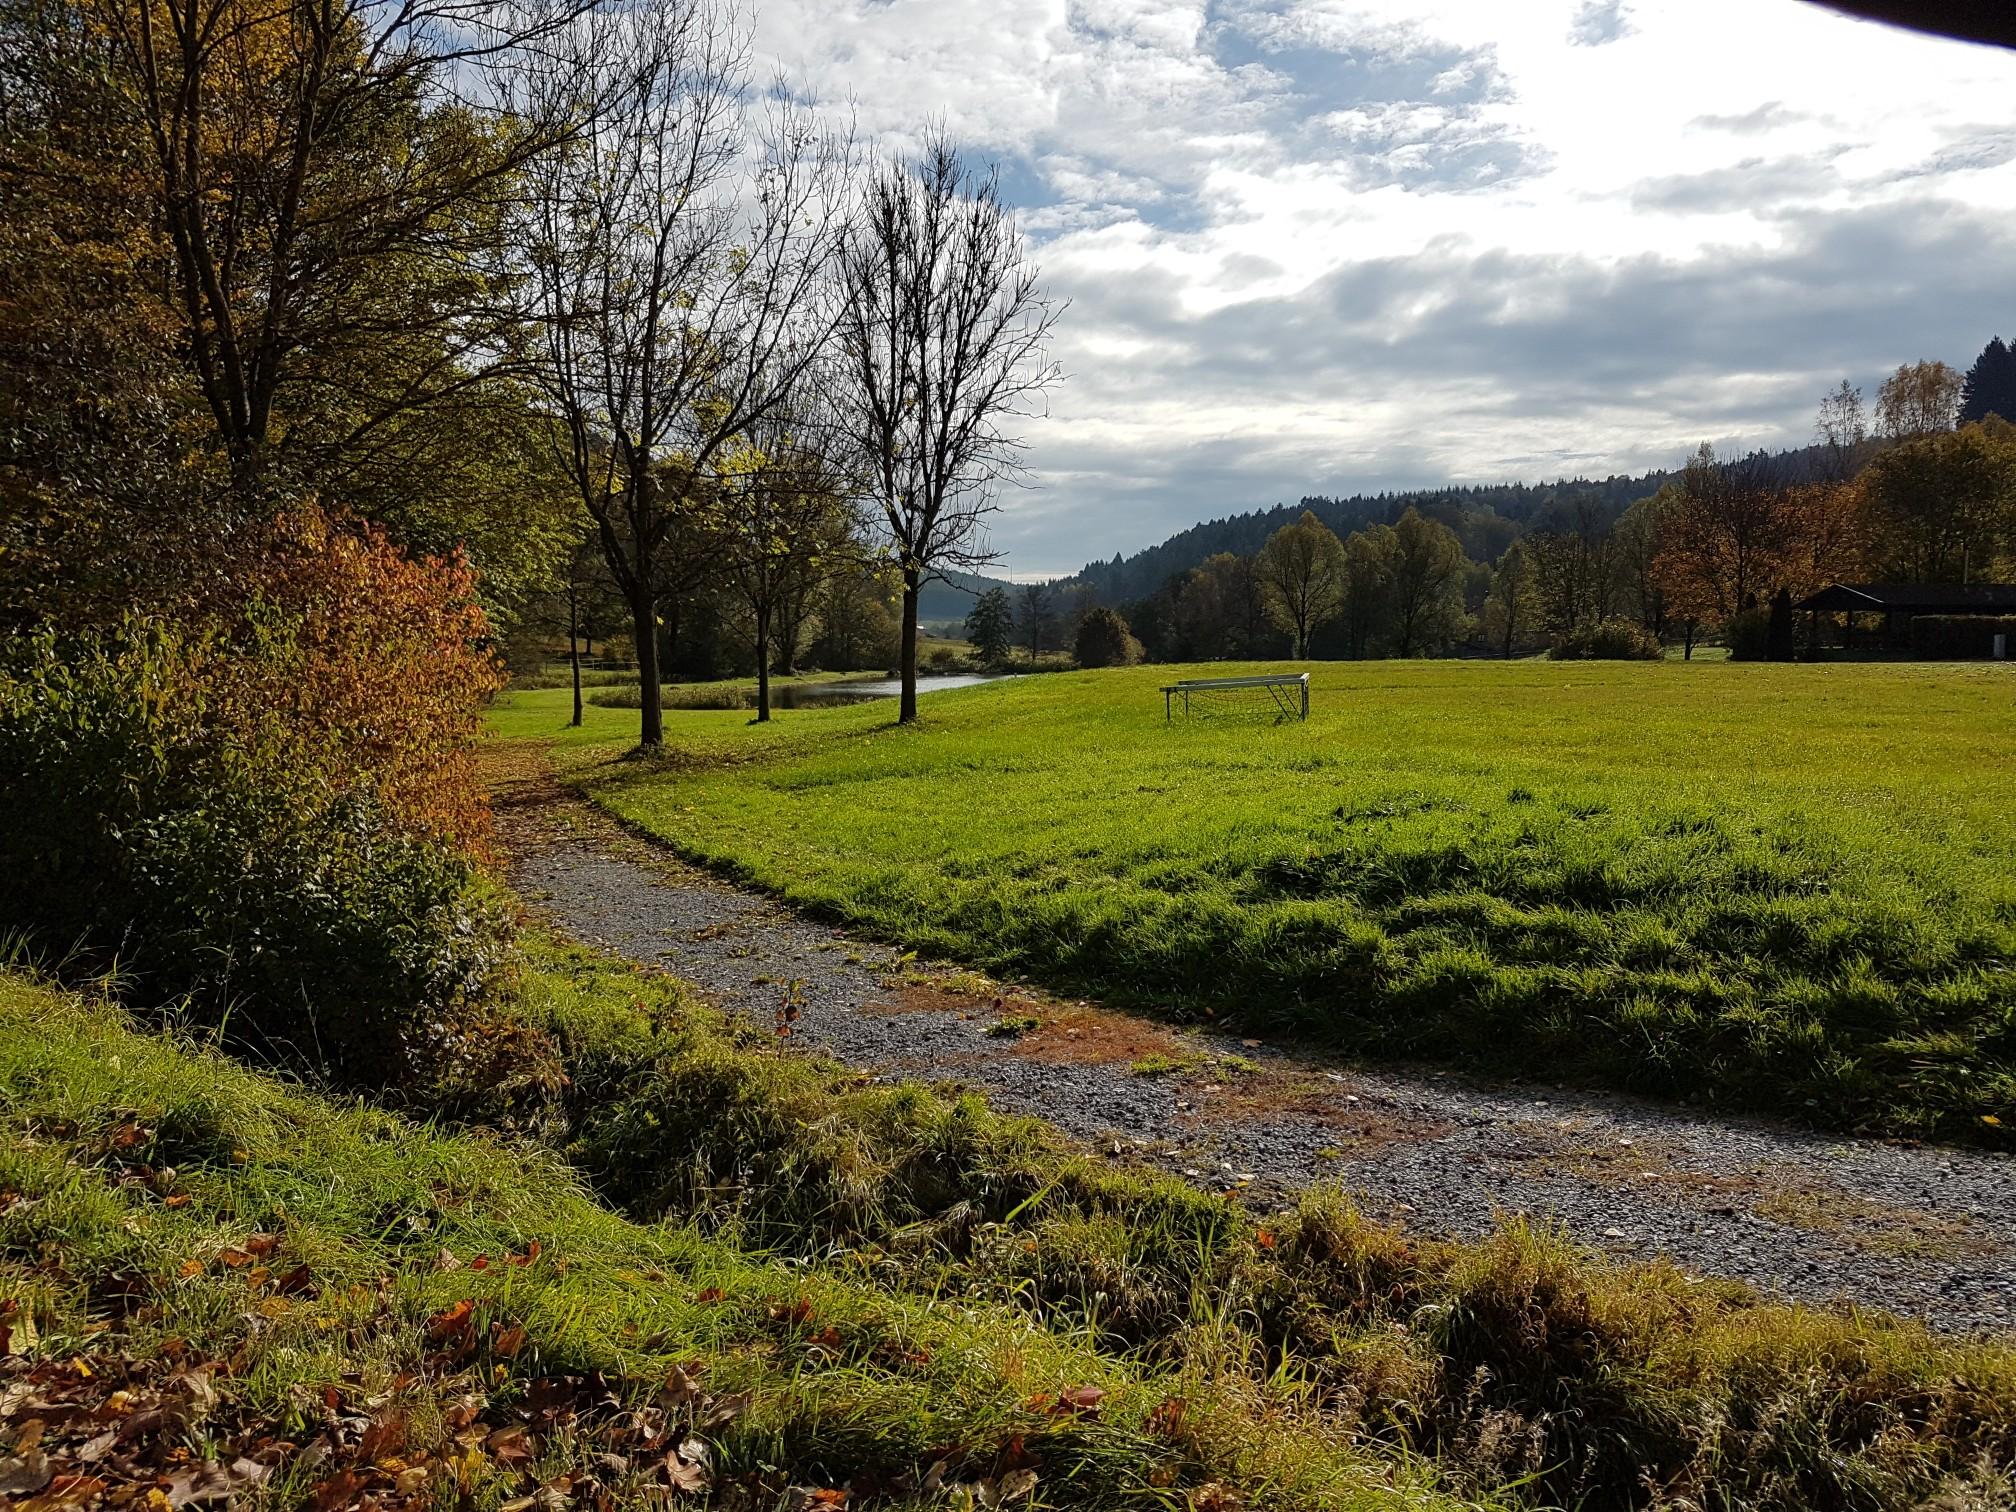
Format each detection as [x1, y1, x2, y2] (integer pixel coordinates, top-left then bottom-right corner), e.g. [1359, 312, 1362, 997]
[1160, 673, 1310, 723]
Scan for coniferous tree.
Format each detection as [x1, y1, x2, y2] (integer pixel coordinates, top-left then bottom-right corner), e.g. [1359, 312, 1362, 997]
[964, 587, 1015, 665]
[1960, 337, 2016, 425]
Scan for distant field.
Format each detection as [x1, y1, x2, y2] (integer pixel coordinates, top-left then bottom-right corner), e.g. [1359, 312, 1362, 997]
[491, 661, 2016, 1139]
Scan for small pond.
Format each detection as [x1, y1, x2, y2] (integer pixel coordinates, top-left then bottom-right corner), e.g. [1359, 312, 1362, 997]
[773, 673, 1018, 709]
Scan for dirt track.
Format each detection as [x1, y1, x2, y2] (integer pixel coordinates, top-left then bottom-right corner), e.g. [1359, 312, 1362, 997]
[492, 746, 2016, 1334]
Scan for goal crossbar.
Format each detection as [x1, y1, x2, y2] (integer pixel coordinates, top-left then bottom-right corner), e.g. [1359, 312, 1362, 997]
[1161, 673, 1309, 722]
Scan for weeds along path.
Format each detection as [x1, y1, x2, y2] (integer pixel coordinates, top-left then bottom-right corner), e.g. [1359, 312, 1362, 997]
[491, 747, 2016, 1335]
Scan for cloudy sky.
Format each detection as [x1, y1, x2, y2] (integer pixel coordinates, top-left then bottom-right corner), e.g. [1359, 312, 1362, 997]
[754, 0, 2016, 577]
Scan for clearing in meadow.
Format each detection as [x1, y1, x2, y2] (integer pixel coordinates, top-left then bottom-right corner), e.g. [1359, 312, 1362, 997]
[493, 660, 2016, 1139]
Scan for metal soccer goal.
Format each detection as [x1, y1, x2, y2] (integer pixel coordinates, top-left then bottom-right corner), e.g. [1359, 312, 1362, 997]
[1160, 673, 1310, 723]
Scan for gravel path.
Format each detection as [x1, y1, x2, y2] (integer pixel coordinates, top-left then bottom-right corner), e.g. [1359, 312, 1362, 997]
[494, 754, 2016, 1334]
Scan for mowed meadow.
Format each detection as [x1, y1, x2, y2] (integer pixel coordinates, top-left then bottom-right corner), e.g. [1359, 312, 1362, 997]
[496, 660, 2016, 1138]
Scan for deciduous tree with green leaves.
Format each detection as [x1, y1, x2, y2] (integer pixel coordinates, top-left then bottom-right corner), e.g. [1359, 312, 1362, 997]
[1255, 510, 1346, 658]
[1382, 507, 1469, 657]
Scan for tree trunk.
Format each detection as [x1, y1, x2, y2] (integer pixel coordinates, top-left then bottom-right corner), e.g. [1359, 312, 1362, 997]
[631, 586, 663, 749]
[898, 568, 921, 723]
[568, 588, 583, 728]
[754, 611, 772, 723]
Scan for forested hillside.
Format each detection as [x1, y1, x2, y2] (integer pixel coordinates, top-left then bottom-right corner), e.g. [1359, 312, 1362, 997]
[1066, 438, 1895, 606]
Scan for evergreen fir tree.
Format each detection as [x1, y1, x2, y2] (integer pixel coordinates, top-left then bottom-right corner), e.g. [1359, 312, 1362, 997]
[1960, 335, 2016, 424]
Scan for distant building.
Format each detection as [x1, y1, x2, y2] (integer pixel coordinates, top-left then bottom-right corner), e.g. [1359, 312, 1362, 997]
[1793, 582, 2016, 656]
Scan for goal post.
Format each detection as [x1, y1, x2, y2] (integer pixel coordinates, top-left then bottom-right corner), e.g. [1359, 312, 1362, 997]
[1160, 673, 1309, 722]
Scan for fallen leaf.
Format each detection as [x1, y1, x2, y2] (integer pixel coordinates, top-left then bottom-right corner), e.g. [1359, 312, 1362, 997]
[658, 1364, 703, 1411]
[487, 1425, 533, 1466]
[360, 1413, 407, 1462]
[311, 1470, 365, 1510]
[19, 1472, 108, 1510]
[274, 1263, 314, 1296]
[0, 1434, 51, 1496]
[663, 1438, 711, 1494]
[698, 1391, 750, 1430]
[492, 1324, 528, 1359]
[1054, 1385, 1105, 1415]
[164, 1458, 267, 1507]
[427, 1299, 475, 1342]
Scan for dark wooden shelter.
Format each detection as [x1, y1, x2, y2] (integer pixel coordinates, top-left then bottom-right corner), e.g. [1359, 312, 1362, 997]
[1793, 582, 2016, 652]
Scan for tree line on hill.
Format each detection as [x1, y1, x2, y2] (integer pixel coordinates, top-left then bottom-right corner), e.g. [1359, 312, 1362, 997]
[1052, 350, 2016, 664]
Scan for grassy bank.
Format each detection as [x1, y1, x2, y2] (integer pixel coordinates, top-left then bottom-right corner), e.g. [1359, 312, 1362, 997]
[0, 967, 1478, 1512]
[491, 659, 2016, 1140]
[12, 945, 2016, 1510]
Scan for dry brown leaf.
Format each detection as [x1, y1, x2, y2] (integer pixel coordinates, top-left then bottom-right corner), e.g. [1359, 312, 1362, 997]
[163, 1458, 267, 1507]
[698, 1391, 749, 1430]
[0, 1445, 52, 1496]
[360, 1413, 407, 1463]
[662, 1439, 711, 1495]
[274, 1264, 314, 1297]
[427, 1300, 475, 1342]
[18, 1471, 108, 1510]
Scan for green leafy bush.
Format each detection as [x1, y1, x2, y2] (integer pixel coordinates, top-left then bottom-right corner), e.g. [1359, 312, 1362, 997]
[1075, 606, 1144, 668]
[0, 622, 503, 1082]
[1547, 618, 1662, 661]
[1724, 608, 1771, 661]
[1910, 614, 2016, 659]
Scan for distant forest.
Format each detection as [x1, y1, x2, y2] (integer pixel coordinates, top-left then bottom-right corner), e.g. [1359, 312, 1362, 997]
[1064, 445, 1858, 605]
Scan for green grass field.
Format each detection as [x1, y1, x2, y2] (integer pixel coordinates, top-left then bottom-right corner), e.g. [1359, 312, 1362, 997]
[493, 660, 2016, 1138]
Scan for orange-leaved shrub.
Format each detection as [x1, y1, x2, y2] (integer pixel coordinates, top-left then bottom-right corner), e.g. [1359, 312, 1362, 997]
[0, 503, 507, 1084]
[211, 506, 505, 855]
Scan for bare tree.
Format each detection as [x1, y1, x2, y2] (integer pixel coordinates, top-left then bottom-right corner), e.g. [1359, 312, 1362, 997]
[1017, 582, 1053, 660]
[710, 407, 865, 722]
[1815, 379, 1868, 480]
[834, 133, 1062, 723]
[510, 1, 849, 747]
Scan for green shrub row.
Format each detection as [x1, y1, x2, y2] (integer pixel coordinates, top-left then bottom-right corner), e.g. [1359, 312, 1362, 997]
[1548, 617, 1663, 660]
